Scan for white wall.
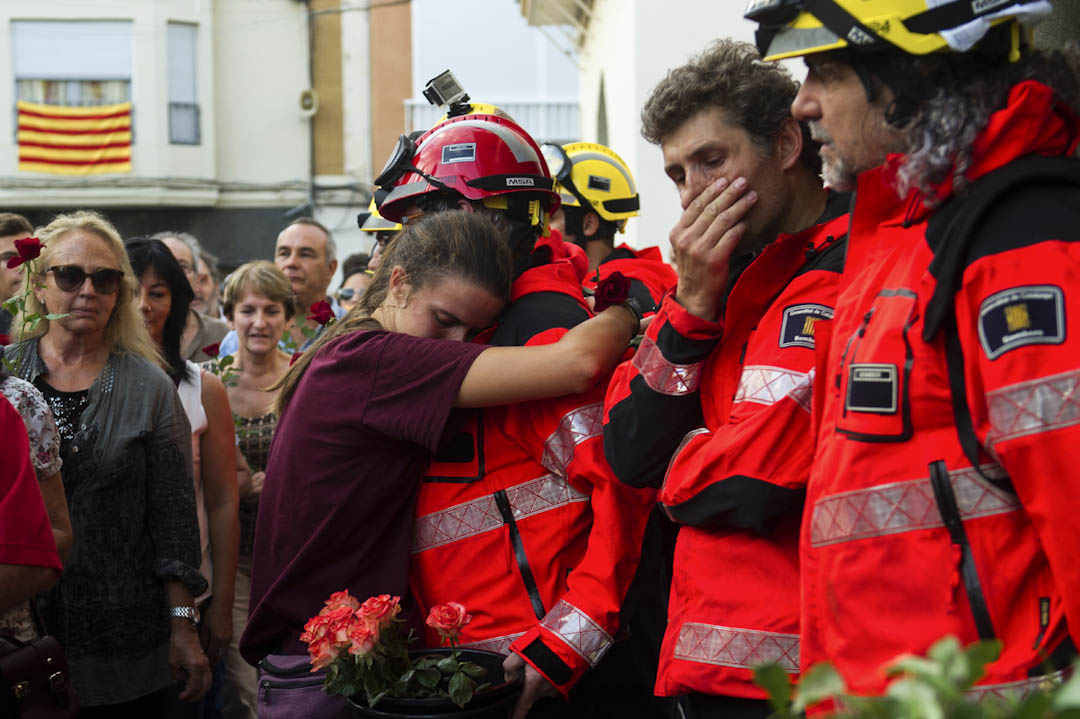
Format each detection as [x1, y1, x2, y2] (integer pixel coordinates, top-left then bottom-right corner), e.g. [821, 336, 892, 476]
[412, 0, 577, 103]
[577, 0, 759, 257]
[212, 0, 309, 195]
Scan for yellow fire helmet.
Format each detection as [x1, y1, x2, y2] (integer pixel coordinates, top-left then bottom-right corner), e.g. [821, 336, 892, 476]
[438, 102, 518, 124]
[541, 142, 640, 231]
[357, 198, 401, 234]
[745, 0, 1051, 62]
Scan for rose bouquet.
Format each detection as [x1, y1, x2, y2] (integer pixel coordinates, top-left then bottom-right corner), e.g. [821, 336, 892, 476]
[301, 591, 490, 709]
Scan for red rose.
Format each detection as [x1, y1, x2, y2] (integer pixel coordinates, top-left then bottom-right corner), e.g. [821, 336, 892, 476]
[358, 594, 401, 631]
[6, 236, 43, 269]
[307, 300, 335, 326]
[290, 351, 303, 366]
[0, 334, 10, 346]
[593, 270, 632, 313]
[426, 601, 472, 643]
[201, 342, 221, 358]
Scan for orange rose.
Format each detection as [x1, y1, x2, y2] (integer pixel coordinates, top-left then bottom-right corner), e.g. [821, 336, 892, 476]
[359, 594, 401, 631]
[425, 602, 472, 643]
[323, 589, 361, 614]
[308, 637, 340, 671]
[346, 618, 378, 657]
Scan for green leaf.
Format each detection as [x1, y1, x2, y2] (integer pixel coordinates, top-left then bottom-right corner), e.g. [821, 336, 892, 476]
[793, 662, 847, 713]
[885, 677, 945, 719]
[963, 639, 1002, 684]
[368, 689, 388, 708]
[415, 667, 440, 689]
[1013, 692, 1052, 719]
[1053, 668, 1080, 710]
[415, 656, 442, 670]
[26, 316, 42, 330]
[448, 671, 474, 709]
[220, 355, 235, 368]
[43, 313, 67, 320]
[460, 661, 487, 679]
[1, 297, 18, 315]
[437, 656, 460, 673]
[753, 663, 792, 713]
[1, 357, 14, 372]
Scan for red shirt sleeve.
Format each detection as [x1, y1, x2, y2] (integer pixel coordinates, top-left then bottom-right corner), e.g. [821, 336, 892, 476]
[0, 396, 61, 571]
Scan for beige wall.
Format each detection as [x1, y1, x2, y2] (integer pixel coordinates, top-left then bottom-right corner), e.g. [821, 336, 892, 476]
[311, 0, 345, 175]
[369, 3, 412, 175]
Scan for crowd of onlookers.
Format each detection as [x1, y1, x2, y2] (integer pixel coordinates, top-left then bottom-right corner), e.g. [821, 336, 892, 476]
[0, 210, 366, 718]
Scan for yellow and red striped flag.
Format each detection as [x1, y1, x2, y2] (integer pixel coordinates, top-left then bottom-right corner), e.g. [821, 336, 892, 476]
[17, 100, 132, 175]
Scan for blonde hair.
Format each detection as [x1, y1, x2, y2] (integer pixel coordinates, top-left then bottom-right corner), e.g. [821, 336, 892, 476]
[222, 260, 297, 321]
[14, 210, 162, 366]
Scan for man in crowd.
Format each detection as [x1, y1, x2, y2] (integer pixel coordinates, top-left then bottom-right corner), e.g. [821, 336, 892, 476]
[153, 230, 230, 362]
[0, 213, 34, 336]
[602, 39, 849, 718]
[377, 111, 659, 718]
[542, 141, 676, 310]
[218, 217, 343, 356]
[195, 247, 223, 319]
[747, 0, 1080, 699]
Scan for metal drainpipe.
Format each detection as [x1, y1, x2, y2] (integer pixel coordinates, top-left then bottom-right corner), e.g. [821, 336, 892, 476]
[305, 0, 316, 215]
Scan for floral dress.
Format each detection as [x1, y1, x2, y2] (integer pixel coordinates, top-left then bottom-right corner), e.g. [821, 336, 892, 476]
[0, 376, 62, 641]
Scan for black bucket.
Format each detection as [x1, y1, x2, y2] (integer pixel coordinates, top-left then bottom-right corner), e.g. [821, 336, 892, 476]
[347, 648, 522, 718]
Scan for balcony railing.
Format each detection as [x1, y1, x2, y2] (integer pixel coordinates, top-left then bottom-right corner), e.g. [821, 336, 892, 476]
[404, 99, 580, 145]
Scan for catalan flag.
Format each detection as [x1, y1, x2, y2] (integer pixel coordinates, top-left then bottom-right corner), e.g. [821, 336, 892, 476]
[17, 100, 132, 175]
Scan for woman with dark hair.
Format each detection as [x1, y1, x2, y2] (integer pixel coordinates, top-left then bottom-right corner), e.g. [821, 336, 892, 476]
[126, 238, 240, 711]
[241, 211, 641, 717]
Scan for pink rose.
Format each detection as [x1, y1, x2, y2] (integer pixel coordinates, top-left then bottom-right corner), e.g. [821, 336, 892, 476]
[358, 594, 401, 631]
[426, 602, 472, 643]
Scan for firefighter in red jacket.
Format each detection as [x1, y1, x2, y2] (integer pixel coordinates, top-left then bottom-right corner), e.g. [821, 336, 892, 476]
[748, 0, 1080, 702]
[377, 110, 659, 718]
[541, 141, 677, 310]
[603, 39, 849, 719]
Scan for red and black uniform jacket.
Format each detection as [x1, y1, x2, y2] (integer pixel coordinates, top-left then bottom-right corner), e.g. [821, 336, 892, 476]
[409, 232, 657, 694]
[602, 193, 848, 699]
[805, 80, 1080, 699]
[583, 243, 679, 312]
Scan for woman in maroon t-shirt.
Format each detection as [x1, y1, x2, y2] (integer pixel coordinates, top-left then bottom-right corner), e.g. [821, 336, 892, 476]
[242, 211, 639, 712]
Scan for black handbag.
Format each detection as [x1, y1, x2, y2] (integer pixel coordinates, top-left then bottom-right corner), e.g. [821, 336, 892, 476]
[0, 605, 78, 718]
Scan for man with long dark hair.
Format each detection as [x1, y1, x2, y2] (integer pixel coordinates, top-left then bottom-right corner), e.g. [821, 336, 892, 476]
[748, 0, 1080, 699]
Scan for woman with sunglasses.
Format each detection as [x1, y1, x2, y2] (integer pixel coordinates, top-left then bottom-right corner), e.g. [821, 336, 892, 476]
[4, 211, 211, 717]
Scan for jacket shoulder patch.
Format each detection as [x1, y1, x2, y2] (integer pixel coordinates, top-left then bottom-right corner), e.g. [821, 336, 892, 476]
[779, 303, 834, 349]
[977, 285, 1065, 360]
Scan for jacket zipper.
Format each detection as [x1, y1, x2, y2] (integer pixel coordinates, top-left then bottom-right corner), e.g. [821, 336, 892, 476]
[494, 489, 546, 620]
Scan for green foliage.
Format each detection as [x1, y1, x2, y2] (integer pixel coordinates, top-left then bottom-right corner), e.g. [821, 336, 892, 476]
[322, 627, 490, 710]
[755, 636, 1080, 719]
[1, 261, 67, 372]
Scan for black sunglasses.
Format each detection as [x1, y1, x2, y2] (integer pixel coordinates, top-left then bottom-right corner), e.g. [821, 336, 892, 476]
[47, 265, 124, 294]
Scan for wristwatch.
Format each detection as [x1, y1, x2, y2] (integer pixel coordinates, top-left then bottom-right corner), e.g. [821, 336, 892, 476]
[169, 606, 199, 624]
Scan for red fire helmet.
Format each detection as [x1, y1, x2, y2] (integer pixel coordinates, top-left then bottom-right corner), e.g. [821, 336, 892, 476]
[377, 113, 560, 223]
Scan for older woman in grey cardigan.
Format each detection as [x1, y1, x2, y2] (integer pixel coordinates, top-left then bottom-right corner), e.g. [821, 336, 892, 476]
[4, 210, 209, 716]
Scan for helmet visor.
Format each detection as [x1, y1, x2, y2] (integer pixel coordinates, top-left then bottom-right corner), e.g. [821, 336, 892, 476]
[744, 0, 805, 25]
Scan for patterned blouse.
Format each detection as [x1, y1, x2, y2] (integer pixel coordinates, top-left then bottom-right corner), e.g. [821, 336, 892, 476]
[0, 376, 62, 642]
[235, 411, 277, 575]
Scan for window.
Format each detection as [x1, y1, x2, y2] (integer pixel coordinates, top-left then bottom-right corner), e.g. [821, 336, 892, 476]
[12, 21, 132, 106]
[167, 23, 199, 145]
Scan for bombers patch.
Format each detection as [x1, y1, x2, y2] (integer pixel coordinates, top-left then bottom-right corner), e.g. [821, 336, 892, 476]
[846, 363, 898, 414]
[441, 143, 476, 165]
[779, 303, 834, 349]
[977, 285, 1065, 360]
